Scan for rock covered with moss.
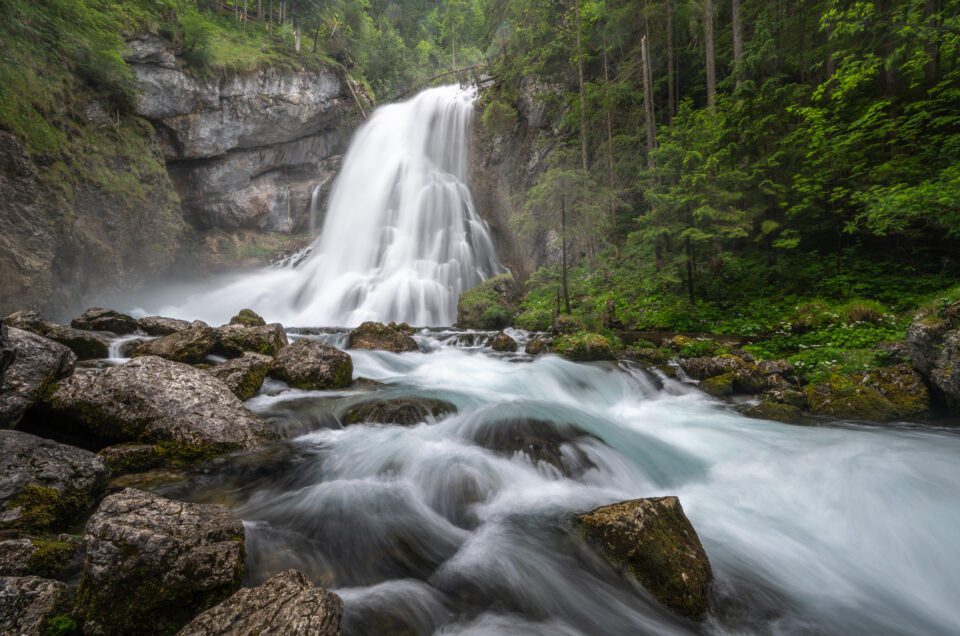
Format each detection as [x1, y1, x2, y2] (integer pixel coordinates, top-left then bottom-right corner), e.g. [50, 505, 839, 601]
[208, 352, 273, 400]
[228, 308, 267, 327]
[0, 328, 76, 427]
[3, 311, 47, 336]
[215, 323, 287, 359]
[132, 322, 219, 364]
[43, 356, 273, 454]
[177, 569, 343, 636]
[805, 363, 930, 421]
[0, 536, 79, 579]
[491, 331, 518, 352]
[524, 338, 550, 356]
[71, 307, 138, 335]
[137, 316, 193, 336]
[347, 321, 418, 353]
[907, 314, 960, 413]
[700, 373, 733, 397]
[577, 497, 711, 619]
[745, 400, 804, 424]
[0, 430, 108, 534]
[551, 332, 616, 361]
[269, 339, 353, 390]
[456, 274, 521, 330]
[0, 575, 71, 635]
[97, 443, 164, 475]
[343, 397, 456, 426]
[75, 488, 245, 636]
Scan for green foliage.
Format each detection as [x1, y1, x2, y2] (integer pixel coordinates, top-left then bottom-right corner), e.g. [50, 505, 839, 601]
[45, 614, 79, 636]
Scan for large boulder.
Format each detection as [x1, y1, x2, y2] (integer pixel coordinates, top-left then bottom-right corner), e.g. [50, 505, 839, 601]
[745, 400, 804, 424]
[43, 324, 110, 360]
[472, 418, 595, 478]
[343, 397, 457, 426]
[524, 338, 550, 356]
[177, 569, 343, 636]
[3, 311, 47, 336]
[269, 339, 353, 390]
[577, 497, 712, 620]
[0, 328, 76, 428]
[137, 316, 193, 336]
[0, 576, 70, 636]
[805, 364, 930, 421]
[347, 321, 418, 353]
[551, 333, 616, 361]
[456, 274, 521, 330]
[228, 309, 266, 327]
[43, 356, 273, 455]
[214, 323, 288, 358]
[0, 322, 14, 382]
[132, 323, 219, 364]
[207, 353, 273, 400]
[0, 430, 108, 533]
[490, 331, 518, 353]
[907, 317, 960, 412]
[71, 307, 138, 335]
[678, 354, 749, 380]
[75, 488, 245, 636]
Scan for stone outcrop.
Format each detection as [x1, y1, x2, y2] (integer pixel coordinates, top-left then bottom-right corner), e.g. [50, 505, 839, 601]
[97, 444, 164, 475]
[71, 307, 138, 334]
[524, 338, 549, 356]
[577, 497, 712, 620]
[177, 569, 343, 636]
[137, 316, 193, 336]
[3, 311, 47, 336]
[343, 397, 457, 426]
[0, 328, 76, 428]
[455, 274, 521, 329]
[0, 576, 70, 636]
[551, 333, 616, 362]
[348, 322, 419, 353]
[75, 488, 245, 635]
[228, 309, 266, 327]
[0, 430, 108, 533]
[215, 323, 288, 358]
[43, 324, 110, 360]
[0, 322, 14, 383]
[132, 323, 218, 364]
[207, 353, 273, 400]
[43, 356, 273, 453]
[0, 536, 79, 579]
[805, 364, 930, 421]
[907, 313, 960, 412]
[268, 339, 353, 390]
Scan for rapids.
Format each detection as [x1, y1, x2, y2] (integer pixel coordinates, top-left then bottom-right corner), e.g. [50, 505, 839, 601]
[154, 330, 960, 636]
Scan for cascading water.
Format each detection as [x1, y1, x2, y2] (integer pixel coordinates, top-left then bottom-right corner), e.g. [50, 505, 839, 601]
[149, 85, 502, 327]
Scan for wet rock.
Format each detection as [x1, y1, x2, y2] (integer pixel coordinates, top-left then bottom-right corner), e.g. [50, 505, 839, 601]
[75, 488, 245, 636]
[269, 339, 353, 390]
[745, 401, 804, 424]
[388, 322, 416, 335]
[0, 576, 70, 636]
[43, 324, 110, 360]
[44, 356, 273, 454]
[551, 333, 616, 361]
[348, 322, 419, 353]
[3, 311, 47, 335]
[0, 430, 108, 534]
[178, 569, 343, 636]
[0, 536, 80, 578]
[524, 338, 550, 356]
[215, 323, 288, 358]
[0, 328, 76, 427]
[228, 308, 266, 327]
[71, 307, 137, 335]
[700, 373, 733, 397]
[764, 373, 793, 389]
[98, 444, 164, 475]
[907, 318, 960, 412]
[0, 322, 14, 383]
[756, 359, 794, 377]
[118, 338, 147, 358]
[805, 364, 930, 421]
[137, 316, 193, 336]
[343, 397, 457, 426]
[472, 418, 595, 477]
[133, 323, 219, 364]
[0, 539, 35, 575]
[455, 274, 520, 330]
[762, 388, 807, 410]
[577, 497, 712, 620]
[678, 354, 749, 381]
[207, 353, 272, 400]
[491, 331, 518, 352]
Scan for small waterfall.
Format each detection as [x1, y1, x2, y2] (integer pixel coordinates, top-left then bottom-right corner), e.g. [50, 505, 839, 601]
[155, 85, 503, 327]
[308, 177, 331, 237]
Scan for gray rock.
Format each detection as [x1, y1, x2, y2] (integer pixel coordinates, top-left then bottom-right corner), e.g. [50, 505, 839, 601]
[43, 324, 110, 360]
[118, 338, 147, 358]
[0, 328, 76, 428]
[177, 569, 343, 636]
[137, 316, 193, 336]
[0, 535, 80, 578]
[207, 353, 273, 401]
[215, 323, 287, 358]
[122, 33, 177, 68]
[0, 539, 36, 576]
[343, 397, 457, 426]
[133, 324, 219, 364]
[756, 359, 794, 377]
[491, 331, 518, 352]
[524, 338, 550, 356]
[0, 430, 108, 533]
[71, 307, 138, 335]
[0, 322, 14, 383]
[3, 311, 47, 336]
[76, 488, 245, 636]
[347, 322, 418, 353]
[44, 356, 273, 453]
[908, 319, 960, 412]
[0, 576, 69, 636]
[269, 339, 352, 390]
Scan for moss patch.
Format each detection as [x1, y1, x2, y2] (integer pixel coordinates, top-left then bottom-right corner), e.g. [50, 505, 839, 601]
[551, 333, 616, 361]
[456, 274, 520, 329]
[3, 485, 91, 534]
[27, 538, 77, 578]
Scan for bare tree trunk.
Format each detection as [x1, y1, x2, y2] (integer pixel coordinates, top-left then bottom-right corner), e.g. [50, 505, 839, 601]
[666, 0, 675, 124]
[880, 0, 896, 94]
[925, 0, 938, 85]
[603, 35, 618, 254]
[257, 0, 262, 21]
[313, 15, 321, 52]
[235, 0, 239, 20]
[705, 0, 716, 111]
[269, 0, 273, 30]
[574, 0, 588, 172]
[825, 20, 835, 80]
[641, 35, 656, 169]
[295, 19, 301, 54]
[561, 195, 571, 314]
[685, 237, 695, 303]
[732, 0, 743, 88]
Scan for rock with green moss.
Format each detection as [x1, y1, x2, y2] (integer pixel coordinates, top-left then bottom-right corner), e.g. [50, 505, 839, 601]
[762, 388, 807, 410]
[907, 318, 960, 413]
[75, 488, 245, 636]
[551, 333, 616, 361]
[861, 363, 931, 418]
[132, 323, 219, 364]
[136, 316, 192, 336]
[455, 274, 520, 329]
[0, 575, 71, 635]
[806, 364, 930, 421]
[207, 353, 272, 400]
[524, 338, 550, 356]
[3, 311, 48, 336]
[178, 569, 342, 636]
[0, 430, 108, 534]
[552, 314, 588, 336]
[700, 373, 734, 397]
[43, 324, 110, 360]
[71, 308, 137, 335]
[228, 309, 266, 327]
[215, 323, 287, 358]
[678, 354, 749, 381]
[746, 401, 804, 424]
[0, 328, 76, 428]
[98, 444, 164, 475]
[269, 339, 353, 390]
[577, 497, 712, 620]
[491, 331, 518, 352]
[343, 397, 456, 426]
[347, 322, 418, 353]
[0, 536, 80, 578]
[42, 356, 273, 454]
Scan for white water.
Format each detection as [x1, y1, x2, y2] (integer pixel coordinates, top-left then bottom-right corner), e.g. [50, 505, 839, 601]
[144, 85, 501, 328]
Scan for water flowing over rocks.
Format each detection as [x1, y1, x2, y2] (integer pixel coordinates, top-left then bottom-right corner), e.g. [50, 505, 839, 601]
[0, 576, 69, 636]
[577, 497, 712, 620]
[0, 328, 76, 428]
[348, 322, 419, 353]
[268, 339, 353, 390]
[0, 430, 108, 533]
[75, 488, 245, 636]
[343, 397, 457, 426]
[132, 323, 218, 364]
[215, 323, 288, 358]
[471, 418, 595, 477]
[43, 356, 273, 453]
[71, 308, 138, 335]
[137, 316, 193, 336]
[208, 353, 273, 401]
[177, 569, 343, 636]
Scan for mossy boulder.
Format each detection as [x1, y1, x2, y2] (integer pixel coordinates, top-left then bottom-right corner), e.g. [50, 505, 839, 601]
[228, 309, 266, 327]
[861, 363, 931, 418]
[207, 353, 272, 401]
[551, 333, 616, 361]
[0, 328, 76, 428]
[75, 488, 245, 636]
[98, 443, 164, 476]
[268, 339, 353, 390]
[343, 397, 457, 426]
[745, 401, 804, 424]
[132, 323, 219, 364]
[214, 323, 288, 358]
[524, 338, 550, 356]
[456, 274, 520, 329]
[348, 321, 418, 353]
[678, 354, 749, 381]
[3, 310, 48, 335]
[907, 318, 960, 413]
[43, 324, 110, 360]
[0, 536, 79, 579]
[136, 316, 192, 336]
[491, 331, 518, 352]
[762, 388, 807, 410]
[577, 497, 712, 620]
[700, 373, 733, 397]
[71, 307, 137, 335]
[805, 364, 930, 421]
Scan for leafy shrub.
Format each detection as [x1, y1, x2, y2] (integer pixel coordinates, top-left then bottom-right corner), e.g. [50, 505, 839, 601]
[515, 309, 553, 331]
[679, 339, 719, 358]
[180, 9, 214, 70]
[837, 299, 887, 324]
[480, 306, 512, 330]
[481, 98, 518, 135]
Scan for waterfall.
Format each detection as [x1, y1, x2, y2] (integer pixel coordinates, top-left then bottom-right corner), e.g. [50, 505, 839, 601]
[308, 177, 330, 237]
[150, 85, 503, 327]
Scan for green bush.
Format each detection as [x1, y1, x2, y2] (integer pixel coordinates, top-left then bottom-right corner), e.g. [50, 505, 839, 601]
[480, 306, 512, 330]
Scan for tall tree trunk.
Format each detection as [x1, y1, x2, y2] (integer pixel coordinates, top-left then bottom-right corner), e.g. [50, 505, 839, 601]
[603, 35, 618, 254]
[880, 0, 896, 94]
[685, 237, 695, 303]
[235, 0, 239, 20]
[666, 0, 675, 124]
[732, 0, 743, 88]
[313, 15, 321, 52]
[561, 195, 571, 314]
[705, 0, 716, 111]
[925, 0, 938, 85]
[574, 0, 588, 172]
[295, 19, 301, 54]
[641, 35, 656, 169]
[269, 0, 273, 29]
[257, 0, 262, 21]
[825, 20, 835, 80]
